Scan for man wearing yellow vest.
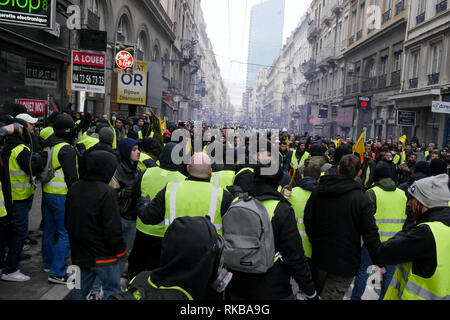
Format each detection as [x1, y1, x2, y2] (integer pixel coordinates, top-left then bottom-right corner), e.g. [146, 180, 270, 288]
[128, 143, 186, 278]
[1, 114, 45, 282]
[374, 174, 450, 300]
[226, 159, 318, 300]
[136, 152, 233, 243]
[42, 114, 79, 285]
[351, 163, 407, 300]
[137, 138, 162, 172]
[290, 140, 311, 171]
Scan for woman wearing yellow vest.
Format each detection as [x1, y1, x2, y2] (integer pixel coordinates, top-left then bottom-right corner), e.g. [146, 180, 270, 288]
[375, 174, 450, 300]
[1, 114, 44, 282]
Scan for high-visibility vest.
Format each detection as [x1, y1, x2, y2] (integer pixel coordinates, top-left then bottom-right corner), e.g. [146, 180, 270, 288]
[385, 222, 450, 300]
[79, 132, 99, 150]
[393, 154, 400, 165]
[137, 167, 186, 237]
[163, 181, 224, 235]
[43, 143, 77, 195]
[260, 200, 282, 263]
[138, 130, 155, 140]
[371, 186, 407, 242]
[75, 120, 83, 140]
[40, 127, 54, 140]
[138, 153, 153, 172]
[288, 187, 313, 258]
[0, 182, 7, 218]
[211, 170, 235, 189]
[9, 144, 35, 201]
[126, 275, 193, 300]
[291, 150, 311, 169]
[364, 165, 372, 186]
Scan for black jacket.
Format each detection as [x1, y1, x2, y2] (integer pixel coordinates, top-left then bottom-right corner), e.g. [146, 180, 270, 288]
[304, 175, 383, 278]
[227, 183, 316, 300]
[65, 150, 126, 268]
[374, 207, 450, 279]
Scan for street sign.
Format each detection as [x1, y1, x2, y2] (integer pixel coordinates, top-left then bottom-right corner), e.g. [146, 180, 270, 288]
[25, 61, 57, 89]
[16, 99, 46, 115]
[71, 51, 106, 93]
[396, 110, 416, 127]
[319, 105, 329, 118]
[0, 0, 56, 30]
[432, 101, 450, 114]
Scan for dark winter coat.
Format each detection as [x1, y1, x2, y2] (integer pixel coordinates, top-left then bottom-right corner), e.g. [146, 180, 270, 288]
[227, 182, 316, 300]
[304, 175, 383, 278]
[65, 150, 126, 268]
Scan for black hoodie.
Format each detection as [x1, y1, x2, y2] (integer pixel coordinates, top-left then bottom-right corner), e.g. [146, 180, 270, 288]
[65, 151, 126, 268]
[304, 175, 383, 278]
[150, 216, 222, 300]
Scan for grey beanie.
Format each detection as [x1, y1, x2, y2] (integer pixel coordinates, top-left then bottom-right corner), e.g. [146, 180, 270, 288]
[408, 174, 450, 208]
[99, 127, 114, 145]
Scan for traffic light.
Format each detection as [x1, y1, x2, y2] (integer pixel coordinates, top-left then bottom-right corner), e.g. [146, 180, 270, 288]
[309, 117, 315, 125]
[358, 96, 372, 110]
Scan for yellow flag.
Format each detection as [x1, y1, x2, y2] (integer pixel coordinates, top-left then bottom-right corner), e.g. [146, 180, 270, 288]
[286, 137, 290, 151]
[399, 135, 407, 151]
[159, 116, 165, 134]
[352, 132, 365, 156]
[337, 138, 342, 148]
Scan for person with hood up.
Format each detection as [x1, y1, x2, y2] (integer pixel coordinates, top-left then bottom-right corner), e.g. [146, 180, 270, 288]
[303, 144, 332, 174]
[65, 151, 126, 300]
[225, 158, 318, 300]
[128, 142, 186, 278]
[375, 174, 450, 300]
[109, 138, 141, 278]
[351, 163, 407, 300]
[304, 154, 384, 300]
[137, 138, 162, 172]
[110, 216, 232, 300]
[41, 114, 79, 285]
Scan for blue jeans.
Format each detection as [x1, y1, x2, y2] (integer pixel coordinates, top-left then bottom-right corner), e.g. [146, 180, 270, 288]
[72, 263, 122, 300]
[119, 218, 136, 275]
[3, 196, 33, 274]
[351, 246, 396, 300]
[42, 193, 70, 277]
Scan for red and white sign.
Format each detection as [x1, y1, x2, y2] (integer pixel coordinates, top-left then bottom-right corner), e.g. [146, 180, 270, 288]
[17, 99, 46, 115]
[115, 50, 134, 70]
[72, 51, 106, 67]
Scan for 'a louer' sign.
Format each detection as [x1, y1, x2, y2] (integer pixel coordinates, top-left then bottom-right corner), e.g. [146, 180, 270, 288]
[0, 0, 56, 30]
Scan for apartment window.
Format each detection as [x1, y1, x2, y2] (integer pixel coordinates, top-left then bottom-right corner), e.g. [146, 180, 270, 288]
[136, 33, 147, 60]
[410, 50, 420, 88]
[117, 16, 129, 43]
[380, 55, 388, 75]
[358, 3, 365, 35]
[436, 0, 448, 14]
[429, 42, 441, 85]
[88, 0, 99, 14]
[351, 10, 357, 36]
[383, 0, 392, 24]
[417, 0, 426, 24]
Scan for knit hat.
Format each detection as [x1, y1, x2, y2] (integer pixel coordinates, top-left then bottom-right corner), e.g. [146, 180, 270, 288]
[53, 114, 75, 131]
[99, 127, 114, 145]
[310, 144, 324, 156]
[408, 174, 450, 208]
[430, 159, 448, 176]
[414, 161, 430, 176]
[374, 163, 392, 182]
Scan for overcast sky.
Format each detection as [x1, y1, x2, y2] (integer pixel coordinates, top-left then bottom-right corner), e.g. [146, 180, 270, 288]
[201, 0, 310, 109]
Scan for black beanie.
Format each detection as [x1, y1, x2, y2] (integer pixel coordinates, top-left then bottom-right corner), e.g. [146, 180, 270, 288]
[430, 159, 448, 176]
[374, 163, 392, 182]
[53, 114, 75, 131]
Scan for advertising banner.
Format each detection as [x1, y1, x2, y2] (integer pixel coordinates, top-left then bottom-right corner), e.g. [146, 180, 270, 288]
[71, 51, 106, 94]
[0, 0, 56, 29]
[431, 101, 450, 115]
[117, 61, 147, 105]
[16, 99, 45, 114]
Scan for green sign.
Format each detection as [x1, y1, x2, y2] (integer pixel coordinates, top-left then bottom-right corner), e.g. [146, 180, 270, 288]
[0, 0, 55, 29]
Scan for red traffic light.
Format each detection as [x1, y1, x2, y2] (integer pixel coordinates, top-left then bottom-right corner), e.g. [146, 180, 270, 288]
[309, 117, 315, 124]
[361, 101, 368, 108]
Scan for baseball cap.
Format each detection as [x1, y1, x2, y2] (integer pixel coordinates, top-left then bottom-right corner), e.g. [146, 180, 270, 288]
[16, 113, 38, 124]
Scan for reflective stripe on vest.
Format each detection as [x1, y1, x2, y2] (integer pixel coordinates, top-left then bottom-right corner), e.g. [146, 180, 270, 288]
[43, 143, 74, 195]
[9, 144, 35, 201]
[211, 171, 235, 189]
[137, 167, 186, 237]
[385, 222, 450, 300]
[0, 182, 7, 218]
[371, 186, 407, 242]
[288, 187, 313, 258]
[164, 181, 224, 235]
[147, 276, 193, 300]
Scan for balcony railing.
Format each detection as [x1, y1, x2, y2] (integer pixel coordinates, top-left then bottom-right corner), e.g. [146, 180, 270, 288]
[362, 77, 377, 92]
[416, 12, 425, 25]
[428, 73, 440, 85]
[391, 70, 401, 86]
[409, 78, 418, 89]
[396, 1, 406, 16]
[307, 20, 318, 42]
[436, 0, 448, 14]
[378, 74, 387, 88]
[382, 9, 392, 24]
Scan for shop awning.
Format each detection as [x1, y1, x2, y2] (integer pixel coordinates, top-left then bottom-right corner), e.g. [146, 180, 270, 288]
[163, 100, 178, 112]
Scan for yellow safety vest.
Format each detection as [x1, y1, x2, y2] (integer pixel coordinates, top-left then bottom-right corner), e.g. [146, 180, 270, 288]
[138, 153, 153, 172]
[291, 150, 311, 169]
[43, 143, 77, 195]
[9, 145, 35, 201]
[79, 132, 99, 150]
[163, 181, 224, 235]
[0, 182, 7, 218]
[40, 127, 54, 140]
[137, 167, 186, 237]
[385, 222, 450, 300]
[261, 200, 282, 263]
[288, 187, 313, 258]
[211, 170, 235, 189]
